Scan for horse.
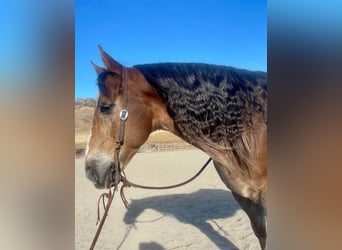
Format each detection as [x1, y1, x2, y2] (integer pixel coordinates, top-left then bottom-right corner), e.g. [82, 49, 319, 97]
[85, 45, 267, 249]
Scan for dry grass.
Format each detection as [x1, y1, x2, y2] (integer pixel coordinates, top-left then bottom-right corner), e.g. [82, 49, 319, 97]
[75, 101, 189, 150]
[75, 106, 94, 134]
[75, 106, 94, 148]
[146, 131, 185, 144]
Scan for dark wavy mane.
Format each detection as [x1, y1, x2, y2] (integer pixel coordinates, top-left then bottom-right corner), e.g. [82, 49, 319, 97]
[134, 63, 267, 147]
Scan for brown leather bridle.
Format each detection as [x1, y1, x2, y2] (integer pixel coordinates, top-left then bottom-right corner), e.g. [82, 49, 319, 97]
[89, 66, 212, 250]
[110, 66, 129, 188]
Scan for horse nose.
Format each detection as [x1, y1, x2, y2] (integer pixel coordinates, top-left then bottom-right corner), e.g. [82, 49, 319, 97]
[85, 157, 115, 189]
[85, 163, 99, 183]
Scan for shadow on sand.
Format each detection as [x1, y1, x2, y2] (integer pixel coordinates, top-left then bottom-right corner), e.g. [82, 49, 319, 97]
[139, 241, 165, 250]
[123, 188, 242, 250]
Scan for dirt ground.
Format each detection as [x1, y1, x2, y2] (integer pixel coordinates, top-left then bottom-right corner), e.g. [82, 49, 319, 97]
[75, 149, 260, 250]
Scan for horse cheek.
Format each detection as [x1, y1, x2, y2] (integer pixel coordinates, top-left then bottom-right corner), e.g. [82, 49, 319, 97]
[128, 110, 152, 148]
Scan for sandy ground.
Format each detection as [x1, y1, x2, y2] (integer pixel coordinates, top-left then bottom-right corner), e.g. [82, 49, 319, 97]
[75, 149, 260, 250]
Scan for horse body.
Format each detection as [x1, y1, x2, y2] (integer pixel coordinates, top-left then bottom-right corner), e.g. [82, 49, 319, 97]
[85, 46, 267, 249]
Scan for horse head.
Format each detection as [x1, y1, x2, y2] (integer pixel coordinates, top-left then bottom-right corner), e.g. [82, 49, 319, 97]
[85, 46, 170, 188]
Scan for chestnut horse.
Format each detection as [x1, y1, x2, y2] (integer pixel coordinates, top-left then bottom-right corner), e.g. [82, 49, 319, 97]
[85, 46, 267, 249]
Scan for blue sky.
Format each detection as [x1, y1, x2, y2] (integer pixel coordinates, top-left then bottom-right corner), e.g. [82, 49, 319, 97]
[75, 0, 266, 98]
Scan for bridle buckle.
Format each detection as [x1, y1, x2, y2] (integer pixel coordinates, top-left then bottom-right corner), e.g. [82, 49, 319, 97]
[119, 109, 128, 121]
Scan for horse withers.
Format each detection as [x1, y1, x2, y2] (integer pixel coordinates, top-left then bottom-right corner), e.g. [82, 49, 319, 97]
[85, 46, 267, 249]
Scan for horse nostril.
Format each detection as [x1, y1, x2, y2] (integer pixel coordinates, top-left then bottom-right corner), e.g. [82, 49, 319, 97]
[85, 164, 99, 183]
[85, 158, 116, 188]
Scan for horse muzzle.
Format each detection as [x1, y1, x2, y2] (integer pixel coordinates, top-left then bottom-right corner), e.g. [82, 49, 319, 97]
[85, 158, 116, 189]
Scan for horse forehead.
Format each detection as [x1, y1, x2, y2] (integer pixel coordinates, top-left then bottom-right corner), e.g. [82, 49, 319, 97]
[95, 93, 113, 106]
[96, 71, 121, 97]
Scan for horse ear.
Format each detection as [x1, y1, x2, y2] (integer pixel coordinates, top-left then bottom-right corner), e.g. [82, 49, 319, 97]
[98, 45, 122, 75]
[90, 60, 105, 74]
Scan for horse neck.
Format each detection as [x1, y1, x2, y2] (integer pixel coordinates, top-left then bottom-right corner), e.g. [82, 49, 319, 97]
[149, 97, 201, 146]
[149, 97, 177, 133]
[130, 68, 176, 134]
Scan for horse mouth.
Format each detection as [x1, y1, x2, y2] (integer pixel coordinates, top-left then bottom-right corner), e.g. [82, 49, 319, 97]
[93, 173, 111, 189]
[86, 161, 116, 189]
[108, 163, 116, 185]
[98, 162, 116, 189]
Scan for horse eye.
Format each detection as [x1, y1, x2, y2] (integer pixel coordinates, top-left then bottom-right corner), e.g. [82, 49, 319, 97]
[99, 103, 114, 114]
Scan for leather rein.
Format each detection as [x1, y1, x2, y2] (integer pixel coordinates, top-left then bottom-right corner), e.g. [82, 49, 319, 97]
[89, 67, 212, 249]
